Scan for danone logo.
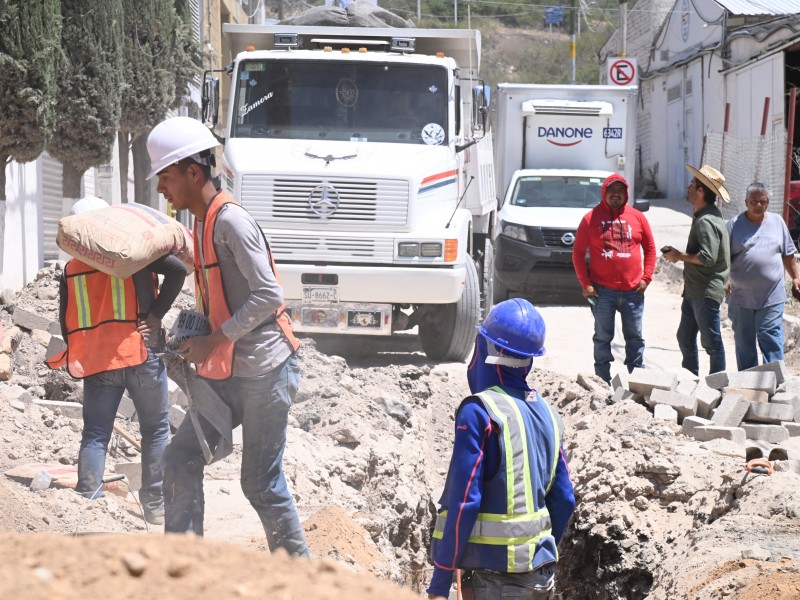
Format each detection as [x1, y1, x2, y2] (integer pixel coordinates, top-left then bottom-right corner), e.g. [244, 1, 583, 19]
[538, 126, 593, 147]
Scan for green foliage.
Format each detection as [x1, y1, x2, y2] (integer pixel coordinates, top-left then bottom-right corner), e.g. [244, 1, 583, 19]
[118, 0, 178, 136]
[47, 0, 124, 180]
[0, 0, 61, 165]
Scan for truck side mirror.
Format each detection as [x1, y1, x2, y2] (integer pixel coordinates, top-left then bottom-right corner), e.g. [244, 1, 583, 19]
[202, 73, 220, 128]
[633, 198, 650, 212]
[472, 84, 490, 133]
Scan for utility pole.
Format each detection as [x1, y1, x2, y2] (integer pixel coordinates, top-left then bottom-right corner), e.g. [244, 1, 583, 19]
[618, 0, 628, 56]
[569, 0, 576, 83]
[454, 0, 458, 25]
[417, 0, 421, 21]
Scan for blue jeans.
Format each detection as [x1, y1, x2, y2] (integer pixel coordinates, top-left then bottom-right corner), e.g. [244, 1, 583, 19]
[677, 297, 726, 376]
[591, 284, 645, 383]
[163, 354, 308, 557]
[77, 350, 169, 515]
[466, 565, 555, 599]
[728, 303, 784, 370]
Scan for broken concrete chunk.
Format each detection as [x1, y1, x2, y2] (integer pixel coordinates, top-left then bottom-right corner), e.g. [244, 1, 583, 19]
[0, 325, 22, 353]
[726, 371, 777, 395]
[169, 404, 186, 430]
[692, 426, 746, 444]
[744, 402, 794, 424]
[694, 385, 722, 419]
[33, 399, 83, 419]
[676, 379, 698, 397]
[650, 388, 697, 420]
[704, 371, 730, 390]
[710, 394, 749, 427]
[722, 387, 768, 404]
[743, 360, 787, 385]
[115, 461, 142, 491]
[782, 422, 800, 437]
[12, 306, 54, 333]
[628, 368, 678, 396]
[682, 415, 712, 437]
[611, 372, 629, 392]
[612, 386, 637, 403]
[654, 404, 679, 422]
[740, 424, 789, 443]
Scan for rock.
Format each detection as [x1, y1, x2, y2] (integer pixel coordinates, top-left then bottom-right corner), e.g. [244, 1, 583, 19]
[0, 353, 12, 380]
[121, 552, 149, 577]
[577, 372, 609, 394]
[0, 325, 22, 353]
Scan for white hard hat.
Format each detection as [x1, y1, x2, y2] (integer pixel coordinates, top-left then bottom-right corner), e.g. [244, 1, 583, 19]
[146, 116, 220, 180]
[71, 196, 109, 216]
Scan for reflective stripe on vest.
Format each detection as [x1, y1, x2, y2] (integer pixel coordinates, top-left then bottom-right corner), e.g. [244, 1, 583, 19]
[45, 260, 146, 379]
[432, 388, 562, 572]
[194, 191, 299, 380]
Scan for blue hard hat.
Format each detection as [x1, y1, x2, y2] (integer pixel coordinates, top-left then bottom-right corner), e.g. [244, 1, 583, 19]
[477, 298, 546, 357]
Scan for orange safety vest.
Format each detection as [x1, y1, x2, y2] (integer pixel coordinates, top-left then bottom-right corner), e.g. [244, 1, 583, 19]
[46, 260, 148, 379]
[194, 191, 299, 380]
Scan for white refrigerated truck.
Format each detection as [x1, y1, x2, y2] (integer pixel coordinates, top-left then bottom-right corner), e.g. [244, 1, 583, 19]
[203, 25, 496, 362]
[492, 84, 647, 302]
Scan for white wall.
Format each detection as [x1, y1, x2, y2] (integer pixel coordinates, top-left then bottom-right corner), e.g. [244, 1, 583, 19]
[3, 160, 45, 291]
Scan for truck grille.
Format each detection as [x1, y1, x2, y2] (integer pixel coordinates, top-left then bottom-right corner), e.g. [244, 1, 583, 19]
[268, 234, 394, 263]
[241, 175, 409, 227]
[541, 228, 577, 248]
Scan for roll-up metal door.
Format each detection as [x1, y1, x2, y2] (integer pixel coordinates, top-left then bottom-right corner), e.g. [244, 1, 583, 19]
[41, 153, 63, 261]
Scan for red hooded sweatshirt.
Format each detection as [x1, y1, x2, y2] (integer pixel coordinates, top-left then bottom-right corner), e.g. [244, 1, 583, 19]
[571, 173, 656, 290]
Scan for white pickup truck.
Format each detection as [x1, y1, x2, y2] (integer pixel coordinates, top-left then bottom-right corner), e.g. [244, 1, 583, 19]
[492, 84, 647, 302]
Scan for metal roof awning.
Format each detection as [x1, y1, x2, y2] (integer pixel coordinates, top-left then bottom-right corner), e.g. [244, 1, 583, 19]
[714, 0, 800, 15]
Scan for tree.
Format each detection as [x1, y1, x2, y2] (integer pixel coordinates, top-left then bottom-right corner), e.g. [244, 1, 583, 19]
[118, 0, 179, 205]
[0, 0, 61, 200]
[172, 0, 201, 110]
[48, 0, 124, 199]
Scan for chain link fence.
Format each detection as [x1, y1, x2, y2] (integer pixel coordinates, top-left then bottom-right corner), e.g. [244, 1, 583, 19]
[703, 129, 787, 219]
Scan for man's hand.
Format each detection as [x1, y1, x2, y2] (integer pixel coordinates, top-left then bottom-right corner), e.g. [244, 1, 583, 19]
[137, 314, 161, 347]
[178, 329, 229, 364]
[635, 280, 648, 294]
[663, 248, 681, 263]
[725, 280, 733, 296]
[582, 285, 598, 298]
[792, 277, 800, 295]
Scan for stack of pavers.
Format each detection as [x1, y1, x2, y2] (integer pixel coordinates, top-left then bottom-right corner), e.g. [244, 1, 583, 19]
[612, 362, 800, 460]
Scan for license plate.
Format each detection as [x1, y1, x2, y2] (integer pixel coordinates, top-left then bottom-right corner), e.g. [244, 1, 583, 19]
[347, 310, 382, 329]
[302, 286, 338, 304]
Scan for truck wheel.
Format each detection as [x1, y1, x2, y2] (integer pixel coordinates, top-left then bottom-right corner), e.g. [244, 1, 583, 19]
[480, 238, 495, 318]
[419, 259, 480, 362]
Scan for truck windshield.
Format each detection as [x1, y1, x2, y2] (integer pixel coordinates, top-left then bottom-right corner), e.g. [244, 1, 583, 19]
[509, 175, 603, 209]
[232, 60, 449, 145]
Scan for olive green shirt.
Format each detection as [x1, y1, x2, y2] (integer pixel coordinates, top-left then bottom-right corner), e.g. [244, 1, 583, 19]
[682, 204, 730, 302]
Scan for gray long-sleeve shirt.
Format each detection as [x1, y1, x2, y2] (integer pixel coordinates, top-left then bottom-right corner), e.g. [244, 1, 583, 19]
[196, 200, 293, 377]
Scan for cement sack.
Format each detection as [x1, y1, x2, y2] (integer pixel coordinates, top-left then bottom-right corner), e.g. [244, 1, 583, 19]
[57, 203, 194, 279]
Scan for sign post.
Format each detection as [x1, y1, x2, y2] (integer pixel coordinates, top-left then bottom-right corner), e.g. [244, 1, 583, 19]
[606, 57, 637, 87]
[544, 6, 564, 44]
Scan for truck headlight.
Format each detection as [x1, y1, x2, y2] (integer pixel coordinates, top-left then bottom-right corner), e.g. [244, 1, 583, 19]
[501, 222, 528, 242]
[420, 242, 443, 257]
[398, 242, 420, 257]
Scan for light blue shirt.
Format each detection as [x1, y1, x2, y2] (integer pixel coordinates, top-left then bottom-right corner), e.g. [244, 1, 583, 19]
[727, 211, 797, 309]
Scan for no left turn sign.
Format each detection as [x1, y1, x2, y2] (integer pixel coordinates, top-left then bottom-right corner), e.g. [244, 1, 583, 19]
[607, 58, 637, 87]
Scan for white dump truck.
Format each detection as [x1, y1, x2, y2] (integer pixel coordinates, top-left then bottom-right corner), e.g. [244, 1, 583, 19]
[202, 25, 495, 362]
[492, 84, 646, 302]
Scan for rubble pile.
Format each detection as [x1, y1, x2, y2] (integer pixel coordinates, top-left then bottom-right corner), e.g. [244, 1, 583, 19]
[3, 262, 800, 598]
[555, 367, 800, 600]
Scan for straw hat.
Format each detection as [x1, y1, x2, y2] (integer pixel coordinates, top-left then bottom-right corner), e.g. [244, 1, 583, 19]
[685, 164, 730, 203]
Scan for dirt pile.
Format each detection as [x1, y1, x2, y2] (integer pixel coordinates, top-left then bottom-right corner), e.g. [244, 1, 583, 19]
[5, 262, 800, 598]
[0, 532, 422, 600]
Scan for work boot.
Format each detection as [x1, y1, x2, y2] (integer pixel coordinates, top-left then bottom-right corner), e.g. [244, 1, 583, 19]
[144, 507, 165, 525]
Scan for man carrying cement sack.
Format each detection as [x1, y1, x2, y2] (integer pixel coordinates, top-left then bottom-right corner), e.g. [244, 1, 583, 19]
[47, 196, 187, 525]
[427, 299, 575, 600]
[146, 116, 308, 557]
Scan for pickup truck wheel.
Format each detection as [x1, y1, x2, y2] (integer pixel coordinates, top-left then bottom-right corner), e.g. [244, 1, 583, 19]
[492, 271, 510, 305]
[419, 259, 479, 362]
